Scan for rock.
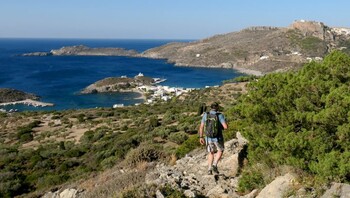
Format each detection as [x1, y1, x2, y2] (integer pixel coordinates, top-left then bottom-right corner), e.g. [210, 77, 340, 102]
[59, 189, 78, 198]
[206, 185, 226, 197]
[236, 132, 249, 146]
[242, 189, 259, 198]
[156, 190, 165, 198]
[145, 133, 249, 197]
[219, 153, 239, 176]
[256, 173, 295, 198]
[42, 191, 59, 198]
[41, 188, 83, 198]
[184, 189, 196, 198]
[321, 183, 350, 198]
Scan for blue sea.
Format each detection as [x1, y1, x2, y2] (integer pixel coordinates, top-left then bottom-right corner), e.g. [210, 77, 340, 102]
[0, 38, 243, 111]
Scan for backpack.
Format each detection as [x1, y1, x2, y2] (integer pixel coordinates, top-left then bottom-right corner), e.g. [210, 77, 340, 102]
[204, 112, 221, 138]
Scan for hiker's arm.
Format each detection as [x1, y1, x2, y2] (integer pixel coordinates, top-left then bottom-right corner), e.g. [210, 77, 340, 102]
[219, 114, 228, 130]
[222, 122, 228, 130]
[199, 122, 204, 137]
[199, 122, 205, 145]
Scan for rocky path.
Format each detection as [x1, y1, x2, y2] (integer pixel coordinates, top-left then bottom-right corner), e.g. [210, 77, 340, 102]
[42, 132, 350, 198]
[145, 133, 249, 198]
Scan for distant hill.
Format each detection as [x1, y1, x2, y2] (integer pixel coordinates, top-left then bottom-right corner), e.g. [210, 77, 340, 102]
[0, 88, 39, 103]
[22, 45, 138, 57]
[141, 20, 350, 75]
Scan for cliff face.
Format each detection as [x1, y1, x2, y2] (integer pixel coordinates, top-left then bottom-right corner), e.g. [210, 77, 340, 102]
[141, 20, 350, 75]
[0, 88, 39, 103]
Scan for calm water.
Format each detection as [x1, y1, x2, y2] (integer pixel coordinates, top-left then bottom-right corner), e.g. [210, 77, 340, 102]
[0, 38, 243, 111]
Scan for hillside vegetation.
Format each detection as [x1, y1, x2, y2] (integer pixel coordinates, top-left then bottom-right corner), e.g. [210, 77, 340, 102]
[0, 82, 244, 197]
[2, 51, 350, 197]
[229, 51, 350, 193]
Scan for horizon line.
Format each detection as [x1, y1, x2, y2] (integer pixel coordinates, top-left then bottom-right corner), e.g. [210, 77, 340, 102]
[0, 37, 197, 41]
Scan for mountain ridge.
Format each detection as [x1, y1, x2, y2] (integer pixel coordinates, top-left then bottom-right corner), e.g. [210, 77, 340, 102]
[141, 20, 350, 75]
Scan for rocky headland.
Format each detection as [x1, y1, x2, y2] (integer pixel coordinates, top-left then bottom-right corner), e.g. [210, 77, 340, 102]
[0, 88, 54, 107]
[0, 88, 39, 103]
[80, 74, 156, 95]
[22, 45, 138, 57]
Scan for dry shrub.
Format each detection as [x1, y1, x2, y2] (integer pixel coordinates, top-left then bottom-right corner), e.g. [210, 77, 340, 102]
[169, 154, 177, 166]
[124, 143, 163, 166]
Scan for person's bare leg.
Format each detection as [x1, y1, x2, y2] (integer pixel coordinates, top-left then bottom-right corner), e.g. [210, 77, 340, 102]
[208, 152, 214, 169]
[213, 150, 223, 166]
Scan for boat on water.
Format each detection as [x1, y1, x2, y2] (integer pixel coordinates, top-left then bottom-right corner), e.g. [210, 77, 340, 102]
[152, 78, 167, 84]
[113, 104, 124, 108]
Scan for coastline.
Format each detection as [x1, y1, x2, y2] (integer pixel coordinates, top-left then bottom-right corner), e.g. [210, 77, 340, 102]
[232, 67, 263, 76]
[0, 99, 54, 107]
[118, 88, 147, 100]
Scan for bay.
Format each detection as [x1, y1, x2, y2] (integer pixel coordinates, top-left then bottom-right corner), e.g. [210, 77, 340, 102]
[0, 38, 244, 111]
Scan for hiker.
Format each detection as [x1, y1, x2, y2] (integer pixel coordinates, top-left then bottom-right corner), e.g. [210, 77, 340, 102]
[199, 102, 228, 175]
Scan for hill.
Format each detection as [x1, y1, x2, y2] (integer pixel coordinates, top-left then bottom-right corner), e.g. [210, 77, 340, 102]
[2, 52, 350, 197]
[22, 45, 138, 57]
[0, 88, 39, 103]
[141, 20, 350, 75]
[0, 82, 246, 197]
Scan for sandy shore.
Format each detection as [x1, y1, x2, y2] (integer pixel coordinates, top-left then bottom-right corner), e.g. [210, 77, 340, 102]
[118, 88, 147, 100]
[0, 99, 54, 107]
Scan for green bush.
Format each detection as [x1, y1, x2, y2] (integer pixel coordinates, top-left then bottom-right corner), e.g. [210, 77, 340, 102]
[158, 184, 186, 198]
[237, 168, 265, 193]
[230, 51, 350, 184]
[175, 135, 201, 158]
[168, 132, 188, 144]
[223, 75, 258, 83]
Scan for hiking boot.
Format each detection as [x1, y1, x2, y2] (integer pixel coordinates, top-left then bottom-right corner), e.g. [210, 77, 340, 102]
[212, 165, 219, 174]
[207, 169, 212, 175]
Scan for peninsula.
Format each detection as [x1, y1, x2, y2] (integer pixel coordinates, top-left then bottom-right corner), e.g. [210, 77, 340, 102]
[22, 45, 138, 57]
[0, 88, 54, 107]
[80, 73, 162, 95]
[80, 73, 192, 104]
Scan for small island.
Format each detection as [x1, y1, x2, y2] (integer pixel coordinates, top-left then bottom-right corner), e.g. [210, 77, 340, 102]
[22, 45, 139, 57]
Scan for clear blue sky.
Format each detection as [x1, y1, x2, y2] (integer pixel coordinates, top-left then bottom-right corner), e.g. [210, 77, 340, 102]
[1, 0, 349, 39]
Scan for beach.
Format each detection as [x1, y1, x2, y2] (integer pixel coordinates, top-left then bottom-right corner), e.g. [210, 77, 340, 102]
[0, 99, 54, 107]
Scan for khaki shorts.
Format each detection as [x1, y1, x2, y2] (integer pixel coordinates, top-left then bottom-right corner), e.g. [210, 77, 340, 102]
[206, 138, 225, 153]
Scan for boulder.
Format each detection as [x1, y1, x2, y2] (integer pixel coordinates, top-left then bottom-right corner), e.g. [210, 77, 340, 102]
[256, 173, 295, 198]
[321, 183, 350, 198]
